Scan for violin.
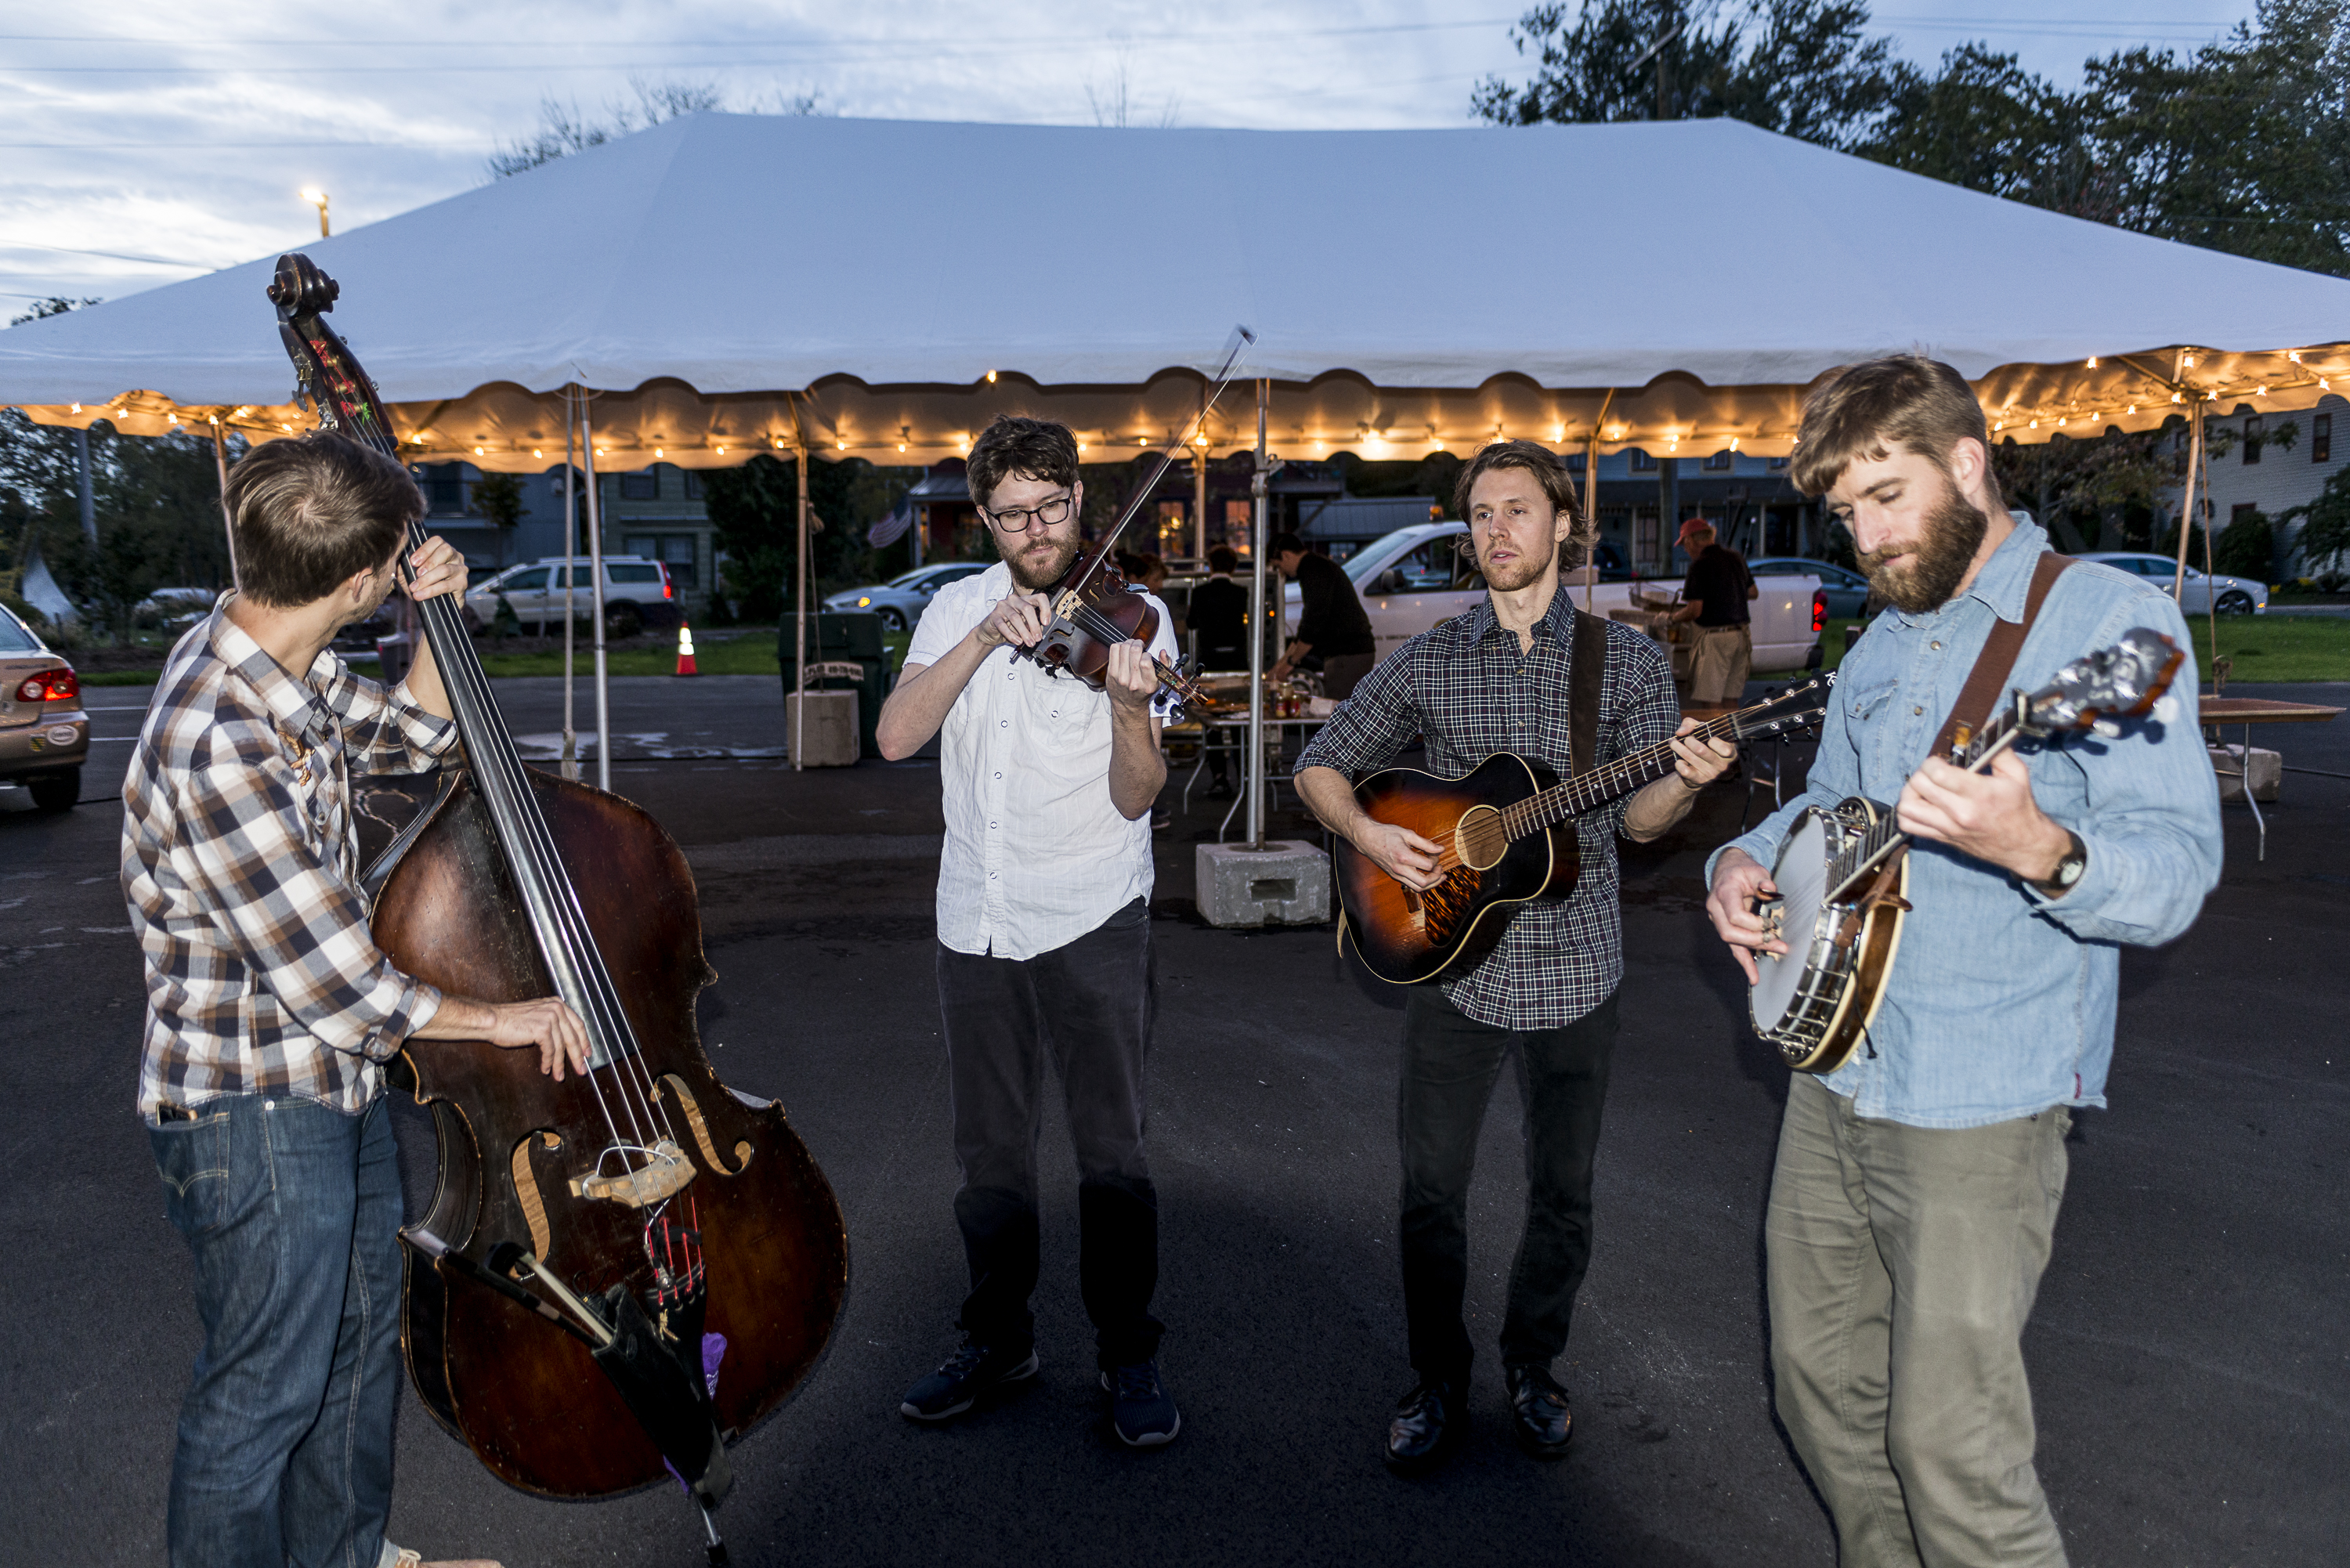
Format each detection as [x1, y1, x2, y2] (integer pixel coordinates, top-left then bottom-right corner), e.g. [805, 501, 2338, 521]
[1020, 544, 1207, 718]
[267, 255, 846, 1559]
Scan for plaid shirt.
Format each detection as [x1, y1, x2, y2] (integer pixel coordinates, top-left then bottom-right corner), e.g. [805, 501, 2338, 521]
[1296, 591, 1679, 1029]
[122, 604, 457, 1121]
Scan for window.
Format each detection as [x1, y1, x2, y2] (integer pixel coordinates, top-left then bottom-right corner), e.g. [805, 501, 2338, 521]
[1565, 453, 1586, 473]
[618, 471, 658, 500]
[1767, 456, 1790, 471]
[1629, 448, 1658, 472]
[411, 463, 469, 514]
[683, 469, 703, 500]
[656, 534, 698, 587]
[2315, 413, 2332, 464]
[1376, 538, 1482, 594]
[1632, 511, 1662, 574]
[1702, 450, 1733, 471]
[2243, 415, 2263, 464]
[494, 568, 549, 594]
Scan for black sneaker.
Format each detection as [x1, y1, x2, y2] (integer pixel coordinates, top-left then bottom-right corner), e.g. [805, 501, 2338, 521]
[899, 1339, 1039, 1422]
[1099, 1359, 1181, 1447]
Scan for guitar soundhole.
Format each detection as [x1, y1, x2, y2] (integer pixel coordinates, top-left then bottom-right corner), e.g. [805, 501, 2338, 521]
[1455, 806, 1508, 873]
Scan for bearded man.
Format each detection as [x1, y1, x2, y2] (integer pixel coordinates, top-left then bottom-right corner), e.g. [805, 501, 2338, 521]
[1705, 356, 2220, 1566]
[876, 414, 1182, 1447]
[1294, 439, 1736, 1471]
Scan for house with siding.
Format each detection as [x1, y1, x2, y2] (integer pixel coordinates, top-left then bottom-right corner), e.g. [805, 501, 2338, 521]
[2192, 393, 2348, 579]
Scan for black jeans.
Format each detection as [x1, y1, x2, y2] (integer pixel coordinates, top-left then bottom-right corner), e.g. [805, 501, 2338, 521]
[1397, 985, 1619, 1382]
[936, 899, 1163, 1369]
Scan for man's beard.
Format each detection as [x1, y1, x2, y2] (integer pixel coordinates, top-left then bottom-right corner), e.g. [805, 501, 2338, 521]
[1006, 530, 1081, 591]
[1475, 536, 1553, 594]
[1858, 480, 1989, 613]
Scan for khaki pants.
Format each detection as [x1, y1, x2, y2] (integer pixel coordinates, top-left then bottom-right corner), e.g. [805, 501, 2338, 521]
[1690, 624, 1751, 704]
[1766, 1075, 2072, 1568]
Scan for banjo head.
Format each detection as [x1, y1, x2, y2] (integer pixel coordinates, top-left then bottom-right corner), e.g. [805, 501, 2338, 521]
[1749, 810, 1834, 1035]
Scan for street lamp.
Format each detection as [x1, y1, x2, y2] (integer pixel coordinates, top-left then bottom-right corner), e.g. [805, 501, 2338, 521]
[301, 188, 330, 238]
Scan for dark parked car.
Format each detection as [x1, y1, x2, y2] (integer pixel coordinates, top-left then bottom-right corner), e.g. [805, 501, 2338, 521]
[1750, 557, 1871, 618]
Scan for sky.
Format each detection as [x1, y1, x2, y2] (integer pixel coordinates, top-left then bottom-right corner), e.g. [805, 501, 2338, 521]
[0, 0, 2264, 311]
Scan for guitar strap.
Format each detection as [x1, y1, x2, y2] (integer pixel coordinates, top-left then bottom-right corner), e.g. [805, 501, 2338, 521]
[1928, 552, 2074, 760]
[1569, 602, 1607, 776]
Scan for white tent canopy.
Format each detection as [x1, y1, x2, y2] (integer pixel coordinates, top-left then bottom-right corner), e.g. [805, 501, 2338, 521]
[3, 114, 2347, 468]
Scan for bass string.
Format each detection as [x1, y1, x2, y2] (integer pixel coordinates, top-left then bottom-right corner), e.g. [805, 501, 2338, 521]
[398, 508, 676, 1164]
[407, 562, 655, 1157]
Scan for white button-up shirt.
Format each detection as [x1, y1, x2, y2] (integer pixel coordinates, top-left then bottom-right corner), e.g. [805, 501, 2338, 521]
[906, 560, 1178, 960]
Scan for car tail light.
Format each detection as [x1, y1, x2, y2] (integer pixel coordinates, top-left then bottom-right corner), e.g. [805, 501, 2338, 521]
[1811, 589, 1827, 633]
[16, 667, 78, 703]
[662, 565, 674, 601]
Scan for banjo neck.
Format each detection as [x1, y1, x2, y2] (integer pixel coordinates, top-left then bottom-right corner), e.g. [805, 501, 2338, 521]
[1824, 693, 2030, 901]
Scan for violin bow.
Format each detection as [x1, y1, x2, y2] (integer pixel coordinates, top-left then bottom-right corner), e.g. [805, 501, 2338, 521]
[1057, 323, 1256, 603]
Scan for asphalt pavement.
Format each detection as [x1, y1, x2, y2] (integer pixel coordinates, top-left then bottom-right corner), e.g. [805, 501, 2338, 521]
[2, 677, 2344, 1567]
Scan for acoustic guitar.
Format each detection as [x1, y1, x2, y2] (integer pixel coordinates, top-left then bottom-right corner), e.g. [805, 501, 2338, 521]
[1749, 628, 2181, 1073]
[1335, 680, 1831, 984]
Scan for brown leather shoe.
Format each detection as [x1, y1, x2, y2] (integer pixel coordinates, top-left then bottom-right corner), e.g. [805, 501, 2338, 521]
[390, 1550, 505, 1568]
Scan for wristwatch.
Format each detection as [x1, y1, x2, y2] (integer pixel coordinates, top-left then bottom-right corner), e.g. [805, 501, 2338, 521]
[2037, 830, 2088, 896]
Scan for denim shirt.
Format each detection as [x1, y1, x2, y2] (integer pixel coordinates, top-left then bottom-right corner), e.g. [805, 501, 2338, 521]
[1708, 520, 2222, 1129]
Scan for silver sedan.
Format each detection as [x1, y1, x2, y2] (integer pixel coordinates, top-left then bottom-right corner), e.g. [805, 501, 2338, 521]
[2077, 552, 2269, 615]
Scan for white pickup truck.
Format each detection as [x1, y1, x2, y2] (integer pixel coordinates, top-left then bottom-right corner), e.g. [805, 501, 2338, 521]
[1286, 522, 1823, 674]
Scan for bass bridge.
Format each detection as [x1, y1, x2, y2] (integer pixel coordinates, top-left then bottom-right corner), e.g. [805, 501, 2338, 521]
[569, 1139, 694, 1208]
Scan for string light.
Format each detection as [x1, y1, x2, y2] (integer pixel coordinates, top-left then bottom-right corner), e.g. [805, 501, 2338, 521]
[837, 439, 848, 450]
[2085, 356, 2098, 368]
[2289, 351, 2303, 363]
[655, 447, 663, 457]
[2183, 354, 2196, 367]
[532, 448, 542, 457]
[69, 403, 79, 414]
[475, 446, 484, 455]
[985, 370, 997, 383]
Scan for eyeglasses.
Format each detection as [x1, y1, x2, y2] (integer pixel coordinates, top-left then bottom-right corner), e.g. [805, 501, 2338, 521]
[983, 492, 1074, 533]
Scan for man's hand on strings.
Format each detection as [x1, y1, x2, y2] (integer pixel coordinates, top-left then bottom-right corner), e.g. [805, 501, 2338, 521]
[485, 998, 592, 1081]
[975, 590, 1052, 651]
[1104, 639, 1164, 715]
[404, 535, 469, 605]
[1668, 718, 1739, 789]
[1897, 752, 2072, 883]
[1705, 848, 1786, 985]
[1354, 819, 1447, 892]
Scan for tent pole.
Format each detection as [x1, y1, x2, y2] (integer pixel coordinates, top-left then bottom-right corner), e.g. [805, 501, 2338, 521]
[1582, 390, 1612, 612]
[1195, 381, 1209, 565]
[74, 427, 97, 545]
[2172, 401, 2202, 607]
[794, 407, 809, 773]
[583, 397, 610, 793]
[1248, 378, 1269, 849]
[561, 386, 579, 782]
[209, 421, 238, 589]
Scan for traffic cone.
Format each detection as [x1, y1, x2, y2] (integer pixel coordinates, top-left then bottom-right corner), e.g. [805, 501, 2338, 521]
[674, 621, 699, 677]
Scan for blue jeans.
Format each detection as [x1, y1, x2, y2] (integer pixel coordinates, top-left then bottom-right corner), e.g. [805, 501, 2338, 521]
[149, 1093, 403, 1568]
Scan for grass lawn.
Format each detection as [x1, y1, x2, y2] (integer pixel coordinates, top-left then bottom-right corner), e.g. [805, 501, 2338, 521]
[1817, 615, 2350, 684]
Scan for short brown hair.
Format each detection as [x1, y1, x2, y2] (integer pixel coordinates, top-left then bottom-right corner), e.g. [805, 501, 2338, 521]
[1454, 439, 1593, 565]
[967, 415, 1077, 509]
[1791, 355, 2004, 511]
[224, 432, 418, 608]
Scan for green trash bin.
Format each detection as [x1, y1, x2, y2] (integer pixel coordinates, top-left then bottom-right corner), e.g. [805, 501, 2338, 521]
[779, 611, 895, 759]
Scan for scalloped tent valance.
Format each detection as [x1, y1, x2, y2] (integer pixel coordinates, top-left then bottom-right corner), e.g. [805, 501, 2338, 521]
[4, 114, 2346, 468]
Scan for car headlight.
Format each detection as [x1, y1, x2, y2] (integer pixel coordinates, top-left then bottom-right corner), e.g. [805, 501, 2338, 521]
[856, 595, 871, 606]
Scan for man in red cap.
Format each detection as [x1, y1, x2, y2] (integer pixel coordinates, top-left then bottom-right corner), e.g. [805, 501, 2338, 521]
[1669, 518, 1756, 704]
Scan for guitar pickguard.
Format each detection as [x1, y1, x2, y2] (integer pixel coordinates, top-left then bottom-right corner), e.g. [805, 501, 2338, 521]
[1403, 869, 1481, 952]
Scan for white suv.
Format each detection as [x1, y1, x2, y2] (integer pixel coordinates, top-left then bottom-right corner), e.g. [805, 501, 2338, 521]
[465, 555, 682, 638]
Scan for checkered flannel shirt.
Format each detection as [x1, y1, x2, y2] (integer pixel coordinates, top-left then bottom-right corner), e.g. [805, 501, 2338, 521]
[1295, 591, 1679, 1029]
[122, 604, 457, 1121]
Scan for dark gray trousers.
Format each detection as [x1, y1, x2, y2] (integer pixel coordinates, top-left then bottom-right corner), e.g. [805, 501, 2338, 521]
[1398, 985, 1618, 1382]
[936, 898, 1162, 1368]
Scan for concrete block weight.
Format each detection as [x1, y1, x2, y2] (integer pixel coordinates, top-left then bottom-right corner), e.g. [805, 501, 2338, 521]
[2208, 742, 2281, 803]
[1195, 840, 1332, 928]
[786, 690, 860, 768]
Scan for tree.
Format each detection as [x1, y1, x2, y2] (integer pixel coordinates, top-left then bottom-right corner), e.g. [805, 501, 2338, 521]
[472, 471, 525, 533]
[1473, 0, 1907, 150]
[700, 453, 909, 620]
[2214, 506, 2276, 579]
[2280, 466, 2350, 580]
[488, 78, 827, 179]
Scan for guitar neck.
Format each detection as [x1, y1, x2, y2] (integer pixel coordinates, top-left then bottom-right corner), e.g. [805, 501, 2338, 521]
[1502, 710, 1745, 838]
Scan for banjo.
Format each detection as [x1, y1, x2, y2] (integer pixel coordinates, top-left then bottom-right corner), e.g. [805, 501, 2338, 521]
[1749, 627, 2182, 1073]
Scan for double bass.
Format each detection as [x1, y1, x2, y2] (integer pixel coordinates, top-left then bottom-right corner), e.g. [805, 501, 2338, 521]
[267, 255, 847, 1532]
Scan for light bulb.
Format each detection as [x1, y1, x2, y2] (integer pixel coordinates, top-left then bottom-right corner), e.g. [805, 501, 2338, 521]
[836, 440, 847, 450]
[985, 370, 997, 383]
[2086, 356, 2098, 368]
[475, 446, 484, 455]
[655, 447, 663, 457]
[2289, 351, 2302, 363]
[69, 403, 79, 414]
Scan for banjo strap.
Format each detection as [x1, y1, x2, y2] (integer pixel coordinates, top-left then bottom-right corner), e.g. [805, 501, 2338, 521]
[1568, 602, 1607, 777]
[1929, 552, 2073, 761]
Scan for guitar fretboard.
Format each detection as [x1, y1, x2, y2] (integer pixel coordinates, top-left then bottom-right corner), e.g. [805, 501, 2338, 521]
[1495, 706, 1763, 840]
